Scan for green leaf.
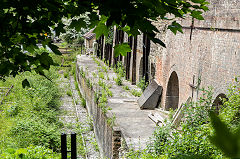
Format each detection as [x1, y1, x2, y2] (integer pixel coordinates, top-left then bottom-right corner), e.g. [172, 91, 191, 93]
[114, 43, 131, 57]
[148, 36, 166, 48]
[209, 111, 240, 158]
[191, 0, 205, 3]
[200, 5, 209, 11]
[69, 18, 86, 32]
[93, 23, 108, 39]
[191, 10, 204, 20]
[48, 43, 61, 55]
[168, 21, 183, 35]
[22, 79, 30, 88]
[38, 52, 54, 70]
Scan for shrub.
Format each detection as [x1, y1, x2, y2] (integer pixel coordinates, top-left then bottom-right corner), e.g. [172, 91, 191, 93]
[137, 77, 149, 92]
[115, 76, 122, 86]
[123, 85, 129, 91]
[67, 90, 72, 96]
[0, 145, 60, 159]
[0, 66, 62, 153]
[131, 89, 142, 97]
[147, 88, 222, 158]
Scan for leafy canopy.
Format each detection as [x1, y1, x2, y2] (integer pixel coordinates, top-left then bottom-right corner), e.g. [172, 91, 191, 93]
[0, 0, 209, 79]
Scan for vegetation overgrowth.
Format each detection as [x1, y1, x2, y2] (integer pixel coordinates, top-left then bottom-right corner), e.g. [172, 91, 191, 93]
[125, 78, 240, 159]
[0, 66, 62, 158]
[0, 47, 81, 158]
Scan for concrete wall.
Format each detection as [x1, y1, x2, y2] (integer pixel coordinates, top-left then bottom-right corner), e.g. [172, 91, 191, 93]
[151, 0, 240, 109]
[76, 63, 121, 159]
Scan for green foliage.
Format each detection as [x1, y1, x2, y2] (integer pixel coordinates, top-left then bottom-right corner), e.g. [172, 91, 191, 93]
[0, 0, 208, 78]
[93, 57, 101, 67]
[0, 146, 60, 159]
[220, 78, 240, 129]
[92, 72, 97, 78]
[131, 89, 142, 97]
[115, 62, 125, 78]
[0, 67, 62, 153]
[61, 21, 85, 45]
[148, 125, 171, 155]
[208, 78, 240, 158]
[79, 67, 86, 78]
[86, 79, 93, 89]
[64, 72, 69, 78]
[168, 108, 176, 121]
[124, 149, 166, 159]
[10, 117, 61, 150]
[145, 88, 222, 158]
[66, 89, 72, 96]
[81, 97, 86, 108]
[140, 82, 240, 158]
[106, 114, 116, 127]
[105, 27, 114, 45]
[114, 43, 131, 57]
[115, 76, 123, 86]
[98, 72, 105, 80]
[123, 85, 129, 91]
[137, 77, 149, 92]
[93, 16, 108, 39]
[209, 111, 240, 158]
[102, 65, 108, 73]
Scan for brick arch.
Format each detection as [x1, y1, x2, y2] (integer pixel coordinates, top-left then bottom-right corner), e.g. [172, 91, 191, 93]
[165, 71, 179, 110]
[212, 93, 227, 114]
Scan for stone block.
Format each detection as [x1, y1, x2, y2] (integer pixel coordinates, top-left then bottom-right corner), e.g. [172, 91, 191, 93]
[138, 79, 162, 109]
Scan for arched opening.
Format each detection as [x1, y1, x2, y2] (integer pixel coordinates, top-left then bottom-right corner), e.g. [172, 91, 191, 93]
[165, 71, 179, 110]
[212, 93, 227, 114]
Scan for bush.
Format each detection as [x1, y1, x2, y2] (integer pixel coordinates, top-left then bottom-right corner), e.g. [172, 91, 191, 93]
[146, 88, 223, 158]
[131, 89, 142, 97]
[137, 77, 149, 92]
[11, 117, 61, 150]
[115, 76, 122, 86]
[0, 145, 60, 159]
[0, 66, 62, 153]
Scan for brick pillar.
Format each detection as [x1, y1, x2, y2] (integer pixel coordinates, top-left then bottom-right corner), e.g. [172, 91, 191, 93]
[112, 128, 121, 159]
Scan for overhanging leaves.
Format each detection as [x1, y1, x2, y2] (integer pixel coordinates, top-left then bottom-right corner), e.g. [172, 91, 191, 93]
[69, 18, 87, 32]
[0, 0, 209, 78]
[209, 111, 240, 158]
[114, 43, 131, 57]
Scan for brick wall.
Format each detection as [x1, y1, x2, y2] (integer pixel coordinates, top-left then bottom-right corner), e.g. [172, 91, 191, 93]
[151, 0, 240, 109]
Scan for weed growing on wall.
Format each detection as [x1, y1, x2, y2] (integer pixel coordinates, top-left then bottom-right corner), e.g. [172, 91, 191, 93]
[137, 77, 149, 92]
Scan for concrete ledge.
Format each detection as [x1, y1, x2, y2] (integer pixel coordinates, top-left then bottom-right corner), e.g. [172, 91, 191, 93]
[76, 55, 158, 158]
[76, 61, 120, 159]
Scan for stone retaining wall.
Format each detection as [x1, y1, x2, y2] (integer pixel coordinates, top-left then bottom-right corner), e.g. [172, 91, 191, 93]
[76, 62, 121, 159]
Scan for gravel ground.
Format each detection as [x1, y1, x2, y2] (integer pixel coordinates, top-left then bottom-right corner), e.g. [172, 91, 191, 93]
[58, 74, 100, 159]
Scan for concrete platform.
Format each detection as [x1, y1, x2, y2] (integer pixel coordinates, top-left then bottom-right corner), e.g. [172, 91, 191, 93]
[77, 55, 159, 151]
